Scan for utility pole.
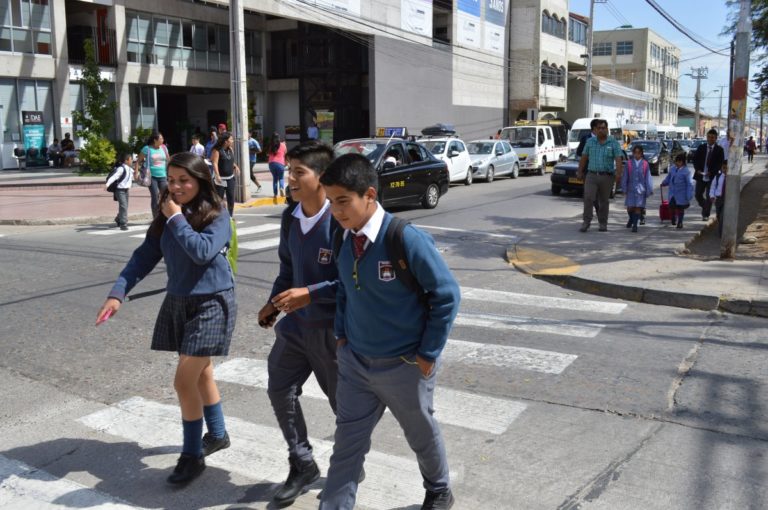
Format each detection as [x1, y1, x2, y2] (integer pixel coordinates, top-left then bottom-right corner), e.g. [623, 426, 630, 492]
[583, 0, 606, 118]
[685, 67, 708, 136]
[229, 0, 249, 204]
[715, 84, 727, 132]
[721, 0, 751, 259]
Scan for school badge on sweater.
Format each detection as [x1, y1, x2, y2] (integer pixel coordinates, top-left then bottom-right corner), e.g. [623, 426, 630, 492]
[318, 248, 332, 265]
[378, 260, 395, 282]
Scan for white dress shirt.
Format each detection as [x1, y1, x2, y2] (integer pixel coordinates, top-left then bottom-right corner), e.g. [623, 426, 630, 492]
[292, 199, 331, 234]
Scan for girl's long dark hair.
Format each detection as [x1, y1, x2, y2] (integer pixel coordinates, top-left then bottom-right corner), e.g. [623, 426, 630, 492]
[148, 152, 223, 238]
[269, 132, 281, 155]
[146, 132, 162, 147]
[213, 132, 231, 153]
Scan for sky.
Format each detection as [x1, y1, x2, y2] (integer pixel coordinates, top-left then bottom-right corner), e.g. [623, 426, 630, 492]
[569, 0, 761, 120]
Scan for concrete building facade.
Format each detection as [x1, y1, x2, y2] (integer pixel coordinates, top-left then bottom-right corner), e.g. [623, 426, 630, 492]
[1, 0, 508, 169]
[589, 27, 680, 125]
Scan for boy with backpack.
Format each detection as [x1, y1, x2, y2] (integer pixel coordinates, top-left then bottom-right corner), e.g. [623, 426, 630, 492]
[318, 153, 461, 510]
[106, 153, 134, 230]
[257, 141, 340, 507]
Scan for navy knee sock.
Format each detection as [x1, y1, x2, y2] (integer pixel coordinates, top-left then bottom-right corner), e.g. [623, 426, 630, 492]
[203, 401, 226, 438]
[631, 212, 640, 227]
[182, 418, 204, 457]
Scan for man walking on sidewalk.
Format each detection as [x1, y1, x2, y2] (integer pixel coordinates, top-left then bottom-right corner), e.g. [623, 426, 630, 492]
[692, 129, 724, 221]
[576, 119, 623, 232]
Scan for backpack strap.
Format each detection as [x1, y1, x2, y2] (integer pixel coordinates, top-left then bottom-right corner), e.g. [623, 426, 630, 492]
[384, 216, 420, 294]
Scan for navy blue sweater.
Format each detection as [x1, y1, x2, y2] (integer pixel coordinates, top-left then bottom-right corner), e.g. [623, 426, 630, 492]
[109, 209, 233, 301]
[335, 213, 460, 362]
[269, 205, 339, 327]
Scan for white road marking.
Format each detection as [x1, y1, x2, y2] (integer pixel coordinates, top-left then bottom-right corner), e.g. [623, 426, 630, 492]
[88, 225, 148, 235]
[461, 287, 627, 314]
[235, 223, 280, 237]
[215, 358, 527, 435]
[415, 224, 518, 239]
[444, 339, 578, 374]
[456, 311, 605, 338]
[0, 454, 143, 509]
[78, 397, 457, 509]
[238, 237, 281, 251]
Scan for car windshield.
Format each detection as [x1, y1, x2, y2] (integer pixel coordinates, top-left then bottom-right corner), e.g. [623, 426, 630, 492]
[691, 140, 705, 149]
[568, 129, 592, 143]
[631, 141, 660, 153]
[334, 141, 386, 164]
[468, 142, 494, 155]
[422, 141, 446, 155]
[501, 127, 536, 148]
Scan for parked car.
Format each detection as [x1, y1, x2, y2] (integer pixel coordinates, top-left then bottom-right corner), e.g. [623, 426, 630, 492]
[466, 139, 520, 182]
[334, 138, 450, 209]
[551, 150, 625, 197]
[628, 140, 669, 175]
[420, 136, 473, 185]
[664, 138, 687, 165]
[686, 138, 706, 162]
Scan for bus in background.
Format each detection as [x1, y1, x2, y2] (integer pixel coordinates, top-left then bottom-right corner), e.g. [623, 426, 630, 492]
[567, 118, 624, 152]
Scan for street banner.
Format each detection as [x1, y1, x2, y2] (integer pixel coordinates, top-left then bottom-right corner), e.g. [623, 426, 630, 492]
[457, 0, 481, 48]
[483, 0, 507, 55]
[401, 0, 433, 36]
[22, 111, 46, 166]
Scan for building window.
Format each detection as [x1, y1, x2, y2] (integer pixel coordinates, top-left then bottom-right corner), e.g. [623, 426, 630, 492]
[593, 42, 611, 56]
[542, 11, 566, 39]
[568, 18, 587, 45]
[125, 10, 262, 74]
[541, 62, 565, 87]
[616, 41, 633, 55]
[0, 0, 51, 54]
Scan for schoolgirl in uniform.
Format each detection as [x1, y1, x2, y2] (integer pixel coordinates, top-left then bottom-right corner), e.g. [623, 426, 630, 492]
[661, 153, 695, 229]
[96, 152, 236, 486]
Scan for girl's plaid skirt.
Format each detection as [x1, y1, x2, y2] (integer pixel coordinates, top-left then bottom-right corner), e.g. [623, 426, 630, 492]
[152, 288, 236, 356]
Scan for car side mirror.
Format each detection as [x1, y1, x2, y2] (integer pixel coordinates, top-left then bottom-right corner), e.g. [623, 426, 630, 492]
[496, 149, 504, 156]
[382, 161, 396, 171]
[449, 150, 460, 158]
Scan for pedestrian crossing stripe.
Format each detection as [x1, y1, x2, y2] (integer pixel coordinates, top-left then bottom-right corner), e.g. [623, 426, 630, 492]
[455, 311, 605, 338]
[77, 397, 459, 510]
[0, 454, 143, 509]
[444, 339, 577, 374]
[234, 224, 280, 236]
[214, 358, 528, 435]
[237, 237, 281, 251]
[461, 287, 627, 314]
[88, 225, 148, 235]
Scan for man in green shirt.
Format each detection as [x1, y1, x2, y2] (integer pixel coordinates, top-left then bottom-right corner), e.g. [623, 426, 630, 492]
[576, 119, 623, 232]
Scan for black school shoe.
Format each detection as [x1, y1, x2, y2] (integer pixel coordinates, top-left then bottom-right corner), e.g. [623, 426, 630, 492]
[202, 432, 230, 456]
[422, 488, 455, 509]
[273, 459, 321, 507]
[167, 453, 205, 485]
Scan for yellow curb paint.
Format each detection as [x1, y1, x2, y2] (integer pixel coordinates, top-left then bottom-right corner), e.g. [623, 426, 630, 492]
[235, 196, 287, 209]
[506, 246, 580, 276]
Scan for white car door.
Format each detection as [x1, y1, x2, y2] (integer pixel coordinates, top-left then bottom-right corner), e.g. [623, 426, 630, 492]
[448, 140, 470, 180]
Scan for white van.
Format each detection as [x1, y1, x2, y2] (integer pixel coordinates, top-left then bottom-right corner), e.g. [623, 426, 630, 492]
[567, 118, 624, 151]
[500, 121, 569, 175]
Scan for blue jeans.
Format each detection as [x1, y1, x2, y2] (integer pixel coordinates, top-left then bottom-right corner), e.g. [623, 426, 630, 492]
[319, 344, 450, 509]
[269, 162, 285, 196]
[149, 176, 167, 218]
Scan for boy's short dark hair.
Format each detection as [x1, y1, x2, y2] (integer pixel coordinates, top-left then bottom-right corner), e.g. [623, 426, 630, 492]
[286, 141, 334, 174]
[191, 134, 199, 141]
[594, 119, 608, 129]
[674, 153, 686, 164]
[707, 128, 718, 137]
[320, 153, 378, 195]
[119, 152, 132, 163]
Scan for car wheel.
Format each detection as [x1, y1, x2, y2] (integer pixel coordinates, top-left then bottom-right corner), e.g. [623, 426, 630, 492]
[538, 158, 546, 176]
[486, 166, 495, 183]
[551, 184, 562, 195]
[422, 183, 440, 209]
[464, 167, 473, 186]
[511, 163, 519, 179]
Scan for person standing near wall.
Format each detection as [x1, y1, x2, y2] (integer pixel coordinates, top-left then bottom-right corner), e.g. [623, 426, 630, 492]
[211, 133, 240, 216]
[135, 133, 170, 218]
[268, 133, 288, 198]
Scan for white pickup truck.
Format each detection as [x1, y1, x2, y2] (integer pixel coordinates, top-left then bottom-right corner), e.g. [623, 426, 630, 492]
[500, 122, 569, 175]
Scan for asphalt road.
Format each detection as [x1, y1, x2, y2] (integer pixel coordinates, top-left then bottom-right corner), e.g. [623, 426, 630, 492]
[1, 173, 766, 510]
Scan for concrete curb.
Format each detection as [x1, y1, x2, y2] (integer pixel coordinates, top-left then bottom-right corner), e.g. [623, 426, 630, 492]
[237, 196, 287, 208]
[0, 181, 103, 190]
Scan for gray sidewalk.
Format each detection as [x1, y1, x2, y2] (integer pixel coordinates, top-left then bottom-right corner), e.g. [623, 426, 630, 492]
[507, 154, 768, 317]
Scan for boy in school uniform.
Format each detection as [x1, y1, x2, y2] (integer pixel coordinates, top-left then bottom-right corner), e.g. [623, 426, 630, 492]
[257, 141, 340, 507]
[106, 153, 134, 230]
[319, 153, 461, 510]
[709, 165, 727, 237]
[189, 134, 205, 158]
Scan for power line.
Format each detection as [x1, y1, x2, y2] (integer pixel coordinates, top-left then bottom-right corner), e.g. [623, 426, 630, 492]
[643, 0, 729, 56]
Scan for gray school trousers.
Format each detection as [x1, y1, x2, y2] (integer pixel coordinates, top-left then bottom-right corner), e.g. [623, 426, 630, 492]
[267, 315, 338, 464]
[319, 344, 450, 509]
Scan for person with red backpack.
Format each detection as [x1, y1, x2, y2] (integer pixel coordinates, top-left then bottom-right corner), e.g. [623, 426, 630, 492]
[621, 145, 654, 232]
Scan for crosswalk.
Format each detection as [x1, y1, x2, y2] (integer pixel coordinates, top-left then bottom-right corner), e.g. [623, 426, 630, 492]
[16, 228, 630, 509]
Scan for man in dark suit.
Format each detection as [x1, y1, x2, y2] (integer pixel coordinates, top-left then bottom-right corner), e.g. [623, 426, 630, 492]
[576, 118, 600, 157]
[692, 128, 725, 221]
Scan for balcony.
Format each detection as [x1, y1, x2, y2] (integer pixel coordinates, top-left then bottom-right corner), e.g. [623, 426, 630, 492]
[67, 25, 117, 66]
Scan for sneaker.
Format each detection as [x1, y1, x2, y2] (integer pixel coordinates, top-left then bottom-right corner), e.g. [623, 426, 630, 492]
[167, 453, 205, 485]
[631, 225, 638, 233]
[114, 216, 120, 227]
[256, 184, 262, 192]
[639, 217, 646, 225]
[273, 459, 321, 507]
[422, 489, 455, 510]
[677, 223, 684, 229]
[202, 432, 230, 456]
[598, 225, 608, 232]
[579, 222, 590, 233]
[120, 225, 128, 231]
[625, 219, 632, 228]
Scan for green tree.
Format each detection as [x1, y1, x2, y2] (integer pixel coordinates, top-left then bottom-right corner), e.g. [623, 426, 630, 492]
[725, 1, 768, 96]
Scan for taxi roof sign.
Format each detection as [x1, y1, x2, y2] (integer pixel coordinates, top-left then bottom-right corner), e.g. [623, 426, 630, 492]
[376, 127, 408, 137]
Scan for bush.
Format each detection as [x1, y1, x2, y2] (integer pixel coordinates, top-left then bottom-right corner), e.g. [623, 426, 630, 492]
[129, 127, 153, 154]
[79, 136, 116, 174]
[111, 139, 132, 159]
